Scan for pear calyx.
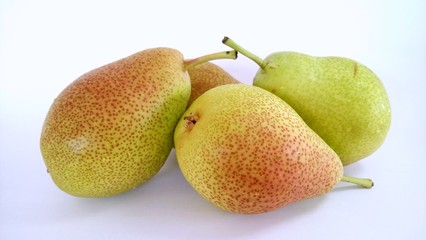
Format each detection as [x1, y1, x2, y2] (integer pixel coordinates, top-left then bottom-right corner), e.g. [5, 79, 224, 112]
[184, 113, 199, 130]
[183, 50, 238, 71]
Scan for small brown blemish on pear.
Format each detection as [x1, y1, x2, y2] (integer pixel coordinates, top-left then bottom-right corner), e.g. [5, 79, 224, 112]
[353, 62, 359, 78]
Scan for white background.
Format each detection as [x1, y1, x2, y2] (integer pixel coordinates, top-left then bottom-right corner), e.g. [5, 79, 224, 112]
[1, 0, 425, 239]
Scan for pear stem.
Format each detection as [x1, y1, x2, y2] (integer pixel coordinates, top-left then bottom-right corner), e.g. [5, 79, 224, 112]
[222, 36, 266, 69]
[183, 50, 238, 71]
[341, 175, 374, 189]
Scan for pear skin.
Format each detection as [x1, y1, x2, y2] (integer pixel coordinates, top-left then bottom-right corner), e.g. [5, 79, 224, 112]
[174, 84, 344, 214]
[223, 37, 391, 165]
[40, 48, 191, 197]
[254, 52, 391, 165]
[187, 62, 240, 107]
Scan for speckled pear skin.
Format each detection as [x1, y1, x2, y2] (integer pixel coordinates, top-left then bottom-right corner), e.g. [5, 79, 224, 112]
[253, 52, 391, 165]
[174, 84, 343, 214]
[187, 62, 240, 107]
[40, 48, 191, 197]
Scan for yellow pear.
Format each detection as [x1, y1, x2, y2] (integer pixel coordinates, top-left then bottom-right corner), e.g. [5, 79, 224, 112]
[174, 84, 373, 214]
[187, 62, 240, 106]
[40, 48, 237, 197]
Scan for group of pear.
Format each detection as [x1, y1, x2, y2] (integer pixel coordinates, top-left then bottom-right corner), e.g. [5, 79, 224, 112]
[40, 36, 391, 214]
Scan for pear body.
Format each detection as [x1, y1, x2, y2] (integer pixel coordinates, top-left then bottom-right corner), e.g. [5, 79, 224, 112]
[40, 48, 191, 197]
[174, 84, 343, 214]
[187, 62, 240, 107]
[253, 52, 391, 165]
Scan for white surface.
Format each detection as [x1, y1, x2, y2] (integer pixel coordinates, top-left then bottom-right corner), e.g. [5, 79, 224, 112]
[1, 0, 425, 239]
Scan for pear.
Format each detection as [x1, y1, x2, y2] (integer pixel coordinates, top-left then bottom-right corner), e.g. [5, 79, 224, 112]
[187, 62, 240, 107]
[174, 84, 372, 214]
[223, 37, 391, 165]
[40, 48, 237, 197]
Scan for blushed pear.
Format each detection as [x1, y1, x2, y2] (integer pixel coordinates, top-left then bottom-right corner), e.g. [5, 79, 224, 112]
[40, 48, 237, 197]
[174, 84, 372, 214]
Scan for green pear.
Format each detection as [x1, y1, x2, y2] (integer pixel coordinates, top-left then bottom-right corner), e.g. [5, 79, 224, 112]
[40, 48, 237, 197]
[174, 84, 372, 214]
[223, 37, 391, 165]
[187, 62, 240, 107]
